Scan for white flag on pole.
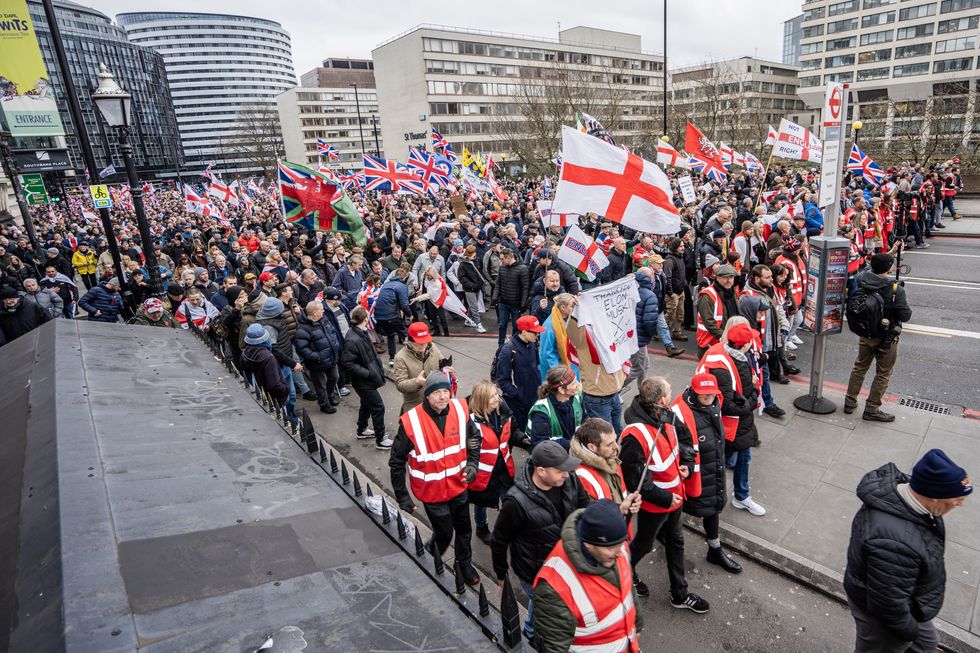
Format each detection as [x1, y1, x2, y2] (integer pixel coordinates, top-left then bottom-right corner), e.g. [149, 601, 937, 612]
[773, 118, 823, 163]
[558, 224, 609, 282]
[536, 200, 578, 228]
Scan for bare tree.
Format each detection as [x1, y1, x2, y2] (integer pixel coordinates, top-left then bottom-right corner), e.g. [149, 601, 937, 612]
[491, 62, 638, 174]
[226, 104, 284, 174]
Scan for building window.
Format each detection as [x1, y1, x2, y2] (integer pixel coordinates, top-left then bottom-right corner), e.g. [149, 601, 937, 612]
[863, 0, 896, 7]
[827, 36, 857, 50]
[801, 41, 825, 55]
[896, 23, 935, 39]
[803, 6, 826, 20]
[862, 10, 896, 26]
[938, 15, 980, 31]
[829, 0, 860, 15]
[941, 0, 980, 11]
[859, 48, 893, 63]
[899, 3, 937, 20]
[936, 36, 977, 52]
[801, 58, 823, 70]
[933, 56, 974, 72]
[800, 75, 822, 87]
[895, 43, 932, 58]
[825, 54, 857, 67]
[858, 67, 891, 80]
[893, 62, 930, 76]
[860, 29, 894, 45]
[824, 71, 855, 83]
[828, 18, 860, 32]
[802, 24, 825, 38]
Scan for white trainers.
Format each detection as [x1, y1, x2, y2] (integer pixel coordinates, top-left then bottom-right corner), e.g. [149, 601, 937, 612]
[785, 341, 798, 351]
[791, 335, 803, 345]
[732, 497, 767, 516]
[376, 436, 394, 450]
[475, 323, 486, 333]
[357, 427, 375, 439]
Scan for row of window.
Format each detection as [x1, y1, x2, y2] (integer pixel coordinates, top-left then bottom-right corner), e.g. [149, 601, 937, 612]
[420, 37, 663, 71]
[124, 23, 288, 39]
[806, 0, 979, 21]
[802, 35, 976, 70]
[800, 56, 977, 85]
[425, 60, 521, 76]
[155, 47, 294, 64]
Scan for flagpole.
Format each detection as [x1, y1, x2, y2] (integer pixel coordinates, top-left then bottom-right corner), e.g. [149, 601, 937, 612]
[754, 146, 776, 211]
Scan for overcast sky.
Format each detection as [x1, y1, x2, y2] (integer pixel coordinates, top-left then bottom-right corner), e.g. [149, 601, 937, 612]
[85, 0, 802, 76]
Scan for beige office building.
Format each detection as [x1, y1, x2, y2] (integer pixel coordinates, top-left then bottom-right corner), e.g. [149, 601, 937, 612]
[669, 57, 812, 152]
[796, 0, 978, 159]
[277, 85, 383, 170]
[372, 25, 666, 166]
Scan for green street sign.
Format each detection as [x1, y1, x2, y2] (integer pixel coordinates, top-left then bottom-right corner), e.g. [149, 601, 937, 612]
[21, 173, 48, 205]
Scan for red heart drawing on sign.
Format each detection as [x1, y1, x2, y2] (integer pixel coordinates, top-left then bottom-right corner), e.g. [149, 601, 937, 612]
[626, 330, 634, 338]
[610, 343, 617, 352]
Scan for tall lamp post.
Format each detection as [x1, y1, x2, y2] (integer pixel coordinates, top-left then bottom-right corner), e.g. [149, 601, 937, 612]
[91, 64, 162, 298]
[350, 83, 367, 159]
[370, 114, 381, 156]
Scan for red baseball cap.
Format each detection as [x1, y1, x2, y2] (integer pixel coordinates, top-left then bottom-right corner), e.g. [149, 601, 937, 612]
[727, 322, 758, 347]
[516, 315, 545, 333]
[258, 271, 275, 283]
[690, 373, 721, 396]
[408, 321, 432, 344]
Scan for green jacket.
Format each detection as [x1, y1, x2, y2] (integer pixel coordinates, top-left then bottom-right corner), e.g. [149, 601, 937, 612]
[533, 509, 642, 653]
[528, 392, 583, 446]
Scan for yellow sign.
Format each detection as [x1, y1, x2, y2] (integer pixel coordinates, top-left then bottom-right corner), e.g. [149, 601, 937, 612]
[0, 0, 65, 137]
[89, 184, 111, 207]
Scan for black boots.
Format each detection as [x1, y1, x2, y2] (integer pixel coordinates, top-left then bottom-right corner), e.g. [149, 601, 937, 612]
[706, 546, 743, 574]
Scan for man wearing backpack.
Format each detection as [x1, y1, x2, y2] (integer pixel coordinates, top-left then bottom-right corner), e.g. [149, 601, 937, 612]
[844, 250, 911, 422]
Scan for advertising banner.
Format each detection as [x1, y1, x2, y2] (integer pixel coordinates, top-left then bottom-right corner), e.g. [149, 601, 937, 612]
[0, 0, 65, 137]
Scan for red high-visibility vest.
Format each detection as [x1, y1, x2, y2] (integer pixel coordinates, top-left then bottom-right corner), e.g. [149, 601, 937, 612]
[535, 539, 639, 653]
[469, 417, 514, 492]
[696, 343, 745, 442]
[621, 422, 683, 513]
[775, 254, 806, 306]
[670, 398, 702, 499]
[696, 286, 725, 349]
[575, 463, 635, 540]
[847, 241, 862, 275]
[401, 398, 470, 504]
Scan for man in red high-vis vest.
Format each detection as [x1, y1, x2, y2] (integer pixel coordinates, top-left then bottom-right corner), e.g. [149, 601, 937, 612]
[696, 264, 738, 358]
[533, 499, 641, 653]
[570, 418, 641, 518]
[774, 237, 807, 349]
[620, 377, 710, 614]
[390, 371, 483, 584]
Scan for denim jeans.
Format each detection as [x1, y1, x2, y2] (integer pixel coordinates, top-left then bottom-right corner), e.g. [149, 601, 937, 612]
[655, 312, 674, 348]
[497, 303, 520, 345]
[943, 196, 957, 217]
[519, 578, 536, 640]
[727, 447, 752, 501]
[761, 359, 774, 408]
[280, 365, 298, 426]
[787, 310, 803, 341]
[583, 392, 623, 436]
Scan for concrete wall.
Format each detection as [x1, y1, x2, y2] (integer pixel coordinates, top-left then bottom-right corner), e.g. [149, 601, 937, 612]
[372, 34, 429, 162]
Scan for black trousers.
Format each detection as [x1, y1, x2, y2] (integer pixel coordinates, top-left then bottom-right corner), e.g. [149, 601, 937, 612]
[376, 317, 406, 360]
[629, 508, 688, 598]
[683, 283, 696, 329]
[309, 365, 339, 407]
[425, 302, 450, 336]
[354, 387, 386, 441]
[424, 492, 473, 571]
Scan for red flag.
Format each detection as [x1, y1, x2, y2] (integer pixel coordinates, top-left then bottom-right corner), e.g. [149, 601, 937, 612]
[685, 122, 726, 174]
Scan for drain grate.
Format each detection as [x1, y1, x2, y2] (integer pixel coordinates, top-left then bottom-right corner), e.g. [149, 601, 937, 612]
[898, 397, 951, 415]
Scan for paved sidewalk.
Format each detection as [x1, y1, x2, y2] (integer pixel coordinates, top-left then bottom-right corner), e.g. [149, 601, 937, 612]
[947, 198, 980, 237]
[305, 334, 980, 652]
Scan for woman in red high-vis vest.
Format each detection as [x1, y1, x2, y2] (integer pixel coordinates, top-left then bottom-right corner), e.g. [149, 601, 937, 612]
[467, 380, 530, 545]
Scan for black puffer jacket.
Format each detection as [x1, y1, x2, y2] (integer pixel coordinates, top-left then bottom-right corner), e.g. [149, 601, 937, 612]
[294, 313, 341, 370]
[494, 260, 529, 308]
[490, 459, 590, 583]
[844, 463, 947, 641]
[679, 389, 727, 517]
[340, 326, 386, 391]
[457, 257, 485, 294]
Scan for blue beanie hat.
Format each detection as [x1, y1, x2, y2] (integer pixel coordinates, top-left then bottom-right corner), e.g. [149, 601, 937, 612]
[578, 499, 628, 547]
[243, 323, 270, 346]
[256, 297, 285, 319]
[423, 371, 452, 398]
[910, 449, 973, 499]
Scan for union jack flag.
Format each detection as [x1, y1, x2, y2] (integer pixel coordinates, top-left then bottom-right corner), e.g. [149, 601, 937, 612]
[356, 281, 380, 328]
[339, 170, 364, 192]
[847, 144, 886, 186]
[442, 141, 459, 165]
[317, 139, 339, 159]
[407, 147, 452, 194]
[688, 154, 728, 183]
[432, 127, 449, 151]
[362, 154, 426, 194]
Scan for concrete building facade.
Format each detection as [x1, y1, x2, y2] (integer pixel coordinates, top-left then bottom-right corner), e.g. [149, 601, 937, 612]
[669, 57, 811, 152]
[300, 58, 376, 88]
[277, 86, 382, 170]
[795, 0, 978, 160]
[371, 25, 665, 164]
[117, 11, 296, 176]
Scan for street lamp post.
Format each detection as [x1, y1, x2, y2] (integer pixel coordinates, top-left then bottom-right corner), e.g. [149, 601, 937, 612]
[91, 64, 162, 298]
[852, 120, 863, 146]
[370, 114, 381, 156]
[350, 83, 367, 159]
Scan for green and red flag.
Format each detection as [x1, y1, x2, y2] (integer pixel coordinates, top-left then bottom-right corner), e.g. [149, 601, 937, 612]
[277, 160, 365, 245]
